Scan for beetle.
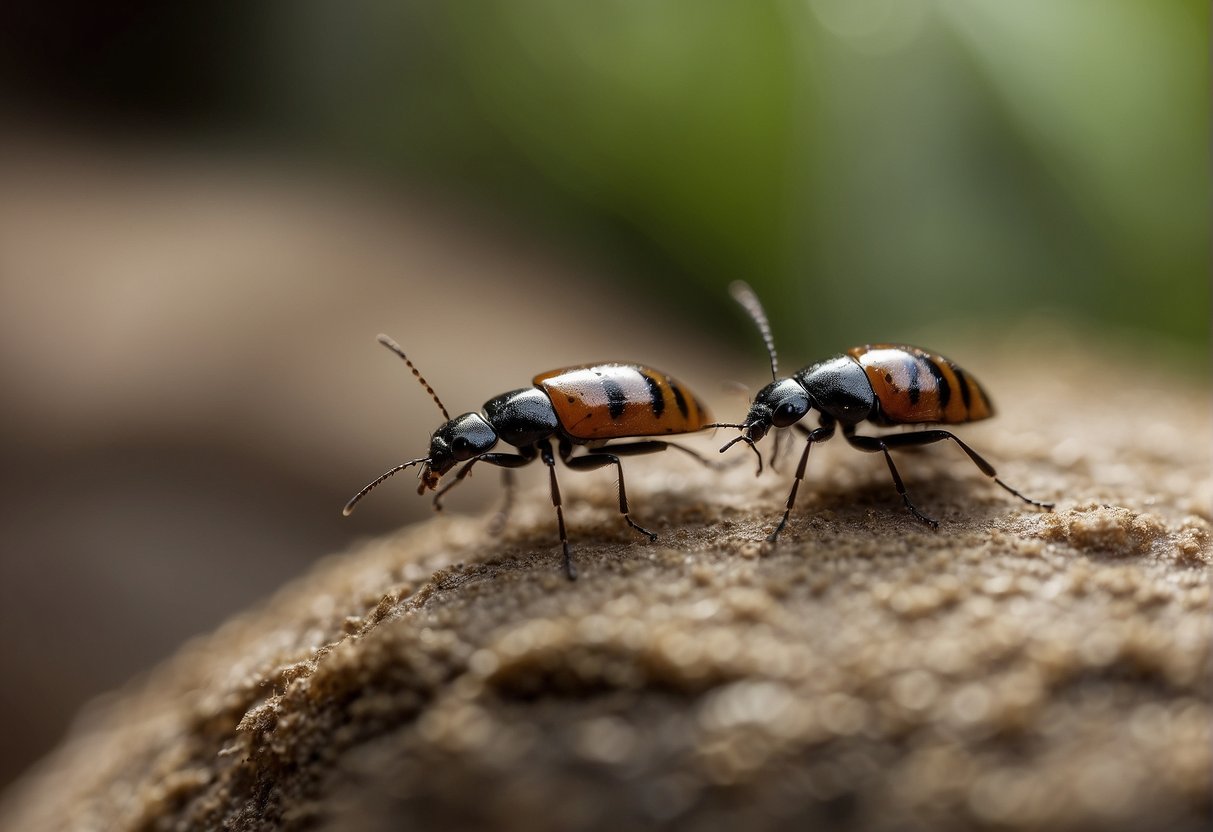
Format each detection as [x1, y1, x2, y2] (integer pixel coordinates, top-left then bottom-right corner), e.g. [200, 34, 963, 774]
[715, 282, 1053, 541]
[342, 334, 715, 579]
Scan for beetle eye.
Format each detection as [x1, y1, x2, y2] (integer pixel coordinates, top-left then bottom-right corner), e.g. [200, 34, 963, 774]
[772, 401, 806, 427]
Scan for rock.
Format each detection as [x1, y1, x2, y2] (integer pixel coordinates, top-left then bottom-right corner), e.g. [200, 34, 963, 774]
[1, 355, 1208, 831]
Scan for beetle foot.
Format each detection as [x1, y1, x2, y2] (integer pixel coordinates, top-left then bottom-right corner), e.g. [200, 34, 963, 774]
[902, 498, 939, 529]
[624, 516, 657, 542]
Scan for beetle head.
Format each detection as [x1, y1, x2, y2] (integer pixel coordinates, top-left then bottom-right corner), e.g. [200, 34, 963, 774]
[744, 378, 812, 438]
[712, 379, 811, 475]
[419, 412, 499, 491]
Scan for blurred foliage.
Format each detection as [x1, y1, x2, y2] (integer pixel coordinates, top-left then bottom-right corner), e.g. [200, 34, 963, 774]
[265, 0, 1208, 369]
[4, 0, 1208, 367]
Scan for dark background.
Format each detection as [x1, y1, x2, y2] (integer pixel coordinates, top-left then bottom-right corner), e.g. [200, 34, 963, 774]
[0, 0, 1207, 791]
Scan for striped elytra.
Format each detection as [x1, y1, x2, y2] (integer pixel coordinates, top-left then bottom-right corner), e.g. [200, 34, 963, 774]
[847, 344, 994, 425]
[535, 363, 712, 440]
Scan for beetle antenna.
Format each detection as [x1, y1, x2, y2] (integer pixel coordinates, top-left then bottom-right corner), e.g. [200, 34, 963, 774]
[377, 334, 450, 420]
[718, 433, 764, 477]
[728, 281, 779, 381]
[342, 457, 431, 516]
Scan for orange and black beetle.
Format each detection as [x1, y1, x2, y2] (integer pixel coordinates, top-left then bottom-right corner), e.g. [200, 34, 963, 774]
[343, 335, 713, 579]
[717, 282, 1053, 540]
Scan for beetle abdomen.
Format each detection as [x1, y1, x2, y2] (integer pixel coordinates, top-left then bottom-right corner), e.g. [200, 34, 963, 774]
[534, 363, 711, 440]
[847, 345, 994, 425]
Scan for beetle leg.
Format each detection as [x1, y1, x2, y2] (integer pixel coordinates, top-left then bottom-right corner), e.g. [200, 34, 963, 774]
[436, 452, 533, 513]
[462, 450, 536, 537]
[770, 427, 785, 474]
[432, 459, 477, 511]
[536, 440, 575, 580]
[597, 438, 731, 469]
[563, 449, 658, 543]
[850, 427, 1053, 512]
[842, 424, 940, 528]
[487, 468, 517, 536]
[768, 419, 835, 542]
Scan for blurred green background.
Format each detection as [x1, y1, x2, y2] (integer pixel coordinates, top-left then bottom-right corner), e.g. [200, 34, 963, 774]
[0, 0, 1207, 795]
[281, 0, 1210, 361]
[5, 0, 1208, 362]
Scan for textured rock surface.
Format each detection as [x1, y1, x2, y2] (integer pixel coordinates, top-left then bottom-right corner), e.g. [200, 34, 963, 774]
[1, 355, 1209, 831]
